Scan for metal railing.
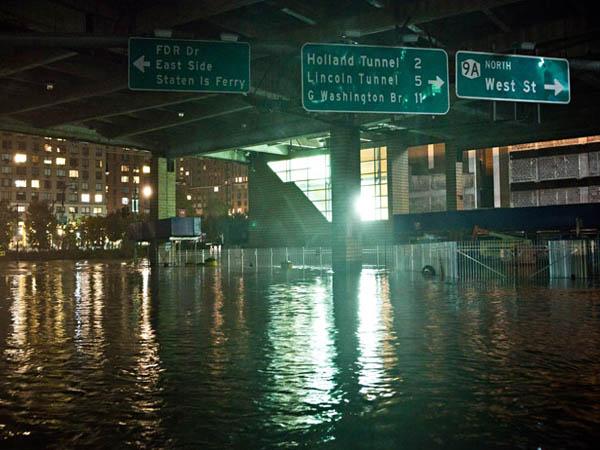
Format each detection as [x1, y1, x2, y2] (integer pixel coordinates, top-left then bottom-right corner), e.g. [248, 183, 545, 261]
[154, 240, 600, 281]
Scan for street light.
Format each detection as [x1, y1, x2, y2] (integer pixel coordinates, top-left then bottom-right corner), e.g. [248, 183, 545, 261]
[142, 185, 153, 198]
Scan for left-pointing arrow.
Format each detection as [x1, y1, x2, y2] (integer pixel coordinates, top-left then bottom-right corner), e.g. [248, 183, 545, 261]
[133, 55, 151, 73]
[428, 75, 445, 90]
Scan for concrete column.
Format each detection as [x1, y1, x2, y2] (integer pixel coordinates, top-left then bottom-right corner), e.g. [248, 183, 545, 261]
[493, 146, 511, 208]
[444, 143, 463, 211]
[150, 157, 176, 220]
[149, 157, 176, 266]
[330, 124, 362, 272]
[388, 136, 409, 215]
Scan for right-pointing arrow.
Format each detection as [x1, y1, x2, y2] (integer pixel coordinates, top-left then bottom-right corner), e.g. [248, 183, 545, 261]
[133, 55, 151, 73]
[544, 78, 564, 96]
[428, 75, 445, 89]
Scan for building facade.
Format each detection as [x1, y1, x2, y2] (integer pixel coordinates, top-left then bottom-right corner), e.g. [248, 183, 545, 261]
[105, 147, 153, 215]
[176, 157, 248, 217]
[0, 130, 153, 247]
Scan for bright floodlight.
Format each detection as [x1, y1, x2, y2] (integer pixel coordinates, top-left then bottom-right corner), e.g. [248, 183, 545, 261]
[355, 193, 376, 221]
[142, 185, 153, 198]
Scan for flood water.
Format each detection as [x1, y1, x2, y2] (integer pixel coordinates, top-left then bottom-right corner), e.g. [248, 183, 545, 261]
[0, 261, 599, 449]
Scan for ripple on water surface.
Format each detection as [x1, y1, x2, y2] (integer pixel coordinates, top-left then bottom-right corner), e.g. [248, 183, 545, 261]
[0, 261, 599, 449]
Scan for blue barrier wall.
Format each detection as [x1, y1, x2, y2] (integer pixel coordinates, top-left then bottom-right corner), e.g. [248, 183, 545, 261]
[394, 203, 600, 238]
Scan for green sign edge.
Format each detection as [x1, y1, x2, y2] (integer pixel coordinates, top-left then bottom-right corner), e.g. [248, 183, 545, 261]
[127, 36, 251, 94]
[454, 50, 571, 105]
[300, 42, 450, 115]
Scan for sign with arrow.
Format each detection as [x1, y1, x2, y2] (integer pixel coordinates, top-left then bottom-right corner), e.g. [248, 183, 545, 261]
[455, 51, 570, 104]
[128, 37, 250, 93]
[301, 43, 449, 114]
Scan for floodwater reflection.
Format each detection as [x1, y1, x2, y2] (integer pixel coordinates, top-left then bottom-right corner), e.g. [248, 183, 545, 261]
[0, 262, 599, 449]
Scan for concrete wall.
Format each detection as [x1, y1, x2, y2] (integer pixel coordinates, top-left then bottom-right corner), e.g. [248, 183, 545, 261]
[248, 155, 330, 247]
[247, 153, 396, 248]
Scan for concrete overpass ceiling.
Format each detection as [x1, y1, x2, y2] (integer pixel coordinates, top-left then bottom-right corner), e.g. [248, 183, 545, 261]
[1, 0, 600, 158]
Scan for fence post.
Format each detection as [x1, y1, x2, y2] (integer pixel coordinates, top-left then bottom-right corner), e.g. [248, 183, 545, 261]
[302, 247, 305, 268]
[255, 248, 258, 271]
[270, 248, 273, 268]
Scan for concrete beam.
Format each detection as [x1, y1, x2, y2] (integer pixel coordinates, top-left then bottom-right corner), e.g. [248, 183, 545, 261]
[239, 144, 289, 155]
[31, 93, 216, 128]
[0, 0, 87, 32]
[0, 116, 148, 150]
[0, 49, 77, 78]
[135, 0, 264, 32]
[166, 114, 329, 157]
[458, 15, 591, 53]
[0, 74, 127, 116]
[482, 7, 510, 33]
[203, 150, 249, 163]
[105, 103, 254, 139]
[269, 0, 522, 43]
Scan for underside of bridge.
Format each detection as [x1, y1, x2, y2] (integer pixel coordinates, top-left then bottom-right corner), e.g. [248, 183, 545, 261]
[2, 0, 600, 269]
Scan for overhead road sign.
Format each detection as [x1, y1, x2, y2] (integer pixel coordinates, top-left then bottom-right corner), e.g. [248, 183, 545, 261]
[128, 37, 250, 93]
[455, 51, 570, 104]
[301, 43, 449, 114]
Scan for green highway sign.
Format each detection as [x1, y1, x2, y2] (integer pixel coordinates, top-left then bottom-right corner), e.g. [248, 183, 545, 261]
[128, 37, 250, 93]
[301, 43, 449, 114]
[455, 51, 570, 104]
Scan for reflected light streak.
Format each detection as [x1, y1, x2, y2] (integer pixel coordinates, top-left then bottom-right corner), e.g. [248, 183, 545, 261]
[263, 279, 339, 432]
[357, 271, 396, 400]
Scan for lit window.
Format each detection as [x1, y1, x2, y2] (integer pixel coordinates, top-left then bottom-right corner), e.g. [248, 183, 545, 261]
[186, 194, 192, 200]
[69, 170, 79, 178]
[56, 157, 66, 165]
[142, 185, 152, 198]
[121, 176, 129, 183]
[121, 197, 129, 205]
[93, 207, 102, 214]
[142, 165, 151, 174]
[185, 171, 190, 176]
[44, 144, 52, 152]
[81, 193, 90, 203]
[214, 186, 219, 192]
[121, 165, 129, 172]
[358, 146, 388, 221]
[94, 194, 103, 203]
[31, 180, 39, 188]
[17, 206, 26, 213]
[14, 153, 27, 163]
[268, 154, 332, 221]
[15, 180, 26, 188]
[44, 158, 52, 165]
[133, 176, 140, 184]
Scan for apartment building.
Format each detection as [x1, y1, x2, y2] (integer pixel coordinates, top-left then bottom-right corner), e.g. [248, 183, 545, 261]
[0, 131, 154, 249]
[105, 147, 153, 215]
[176, 157, 248, 217]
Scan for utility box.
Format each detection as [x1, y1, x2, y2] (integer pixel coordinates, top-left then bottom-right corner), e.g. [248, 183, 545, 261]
[129, 217, 202, 241]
